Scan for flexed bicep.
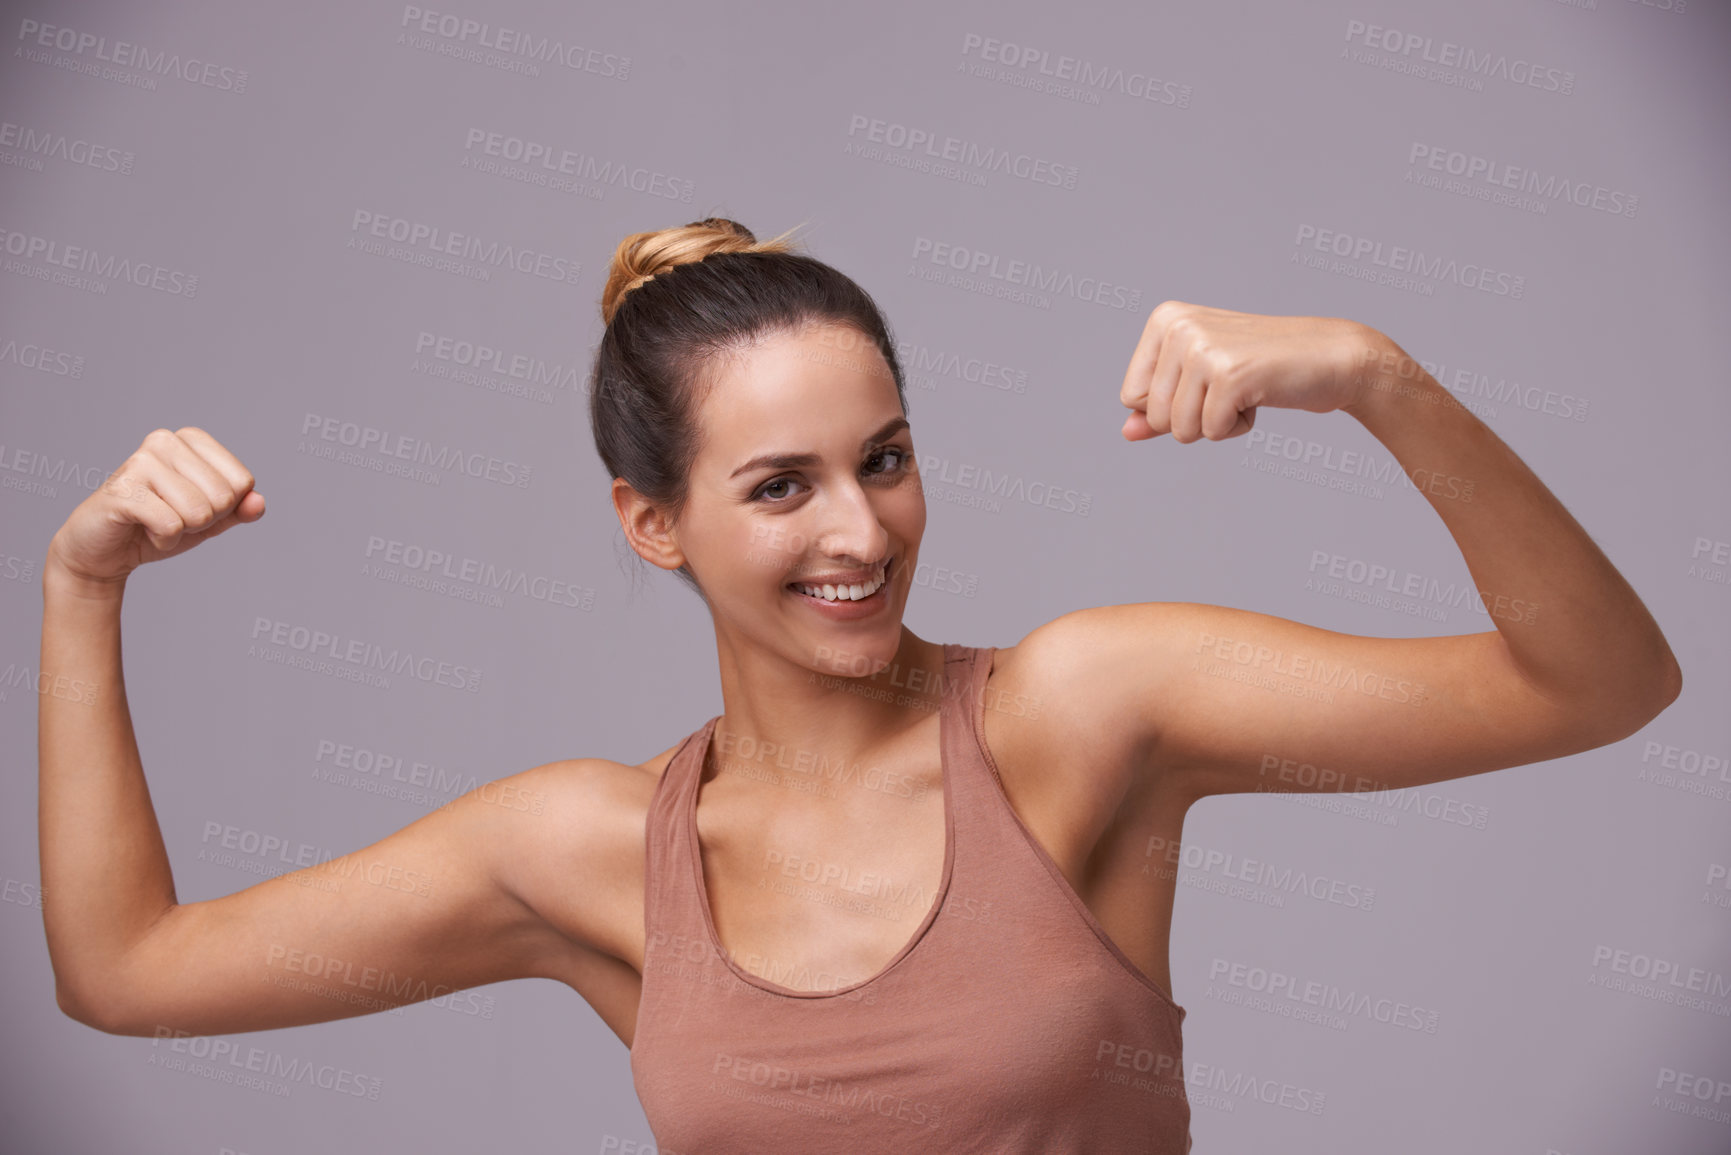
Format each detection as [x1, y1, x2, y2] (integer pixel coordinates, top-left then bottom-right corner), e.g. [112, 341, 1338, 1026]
[1005, 602, 1640, 803]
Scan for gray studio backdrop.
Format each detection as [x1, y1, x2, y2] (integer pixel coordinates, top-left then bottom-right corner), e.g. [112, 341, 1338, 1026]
[4, 1, 1728, 1152]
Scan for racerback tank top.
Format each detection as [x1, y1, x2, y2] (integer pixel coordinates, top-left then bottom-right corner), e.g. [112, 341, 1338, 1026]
[630, 643, 1192, 1153]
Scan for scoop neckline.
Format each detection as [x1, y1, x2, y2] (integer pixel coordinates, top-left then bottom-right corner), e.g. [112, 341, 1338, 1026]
[681, 646, 963, 999]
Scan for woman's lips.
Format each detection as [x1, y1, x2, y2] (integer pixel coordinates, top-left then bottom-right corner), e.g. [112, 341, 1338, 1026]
[786, 556, 894, 606]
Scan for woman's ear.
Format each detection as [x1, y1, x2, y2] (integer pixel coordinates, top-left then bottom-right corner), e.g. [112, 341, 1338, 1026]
[612, 477, 686, 572]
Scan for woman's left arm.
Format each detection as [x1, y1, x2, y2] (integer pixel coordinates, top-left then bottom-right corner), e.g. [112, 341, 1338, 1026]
[1006, 302, 1682, 801]
[1336, 326, 1680, 708]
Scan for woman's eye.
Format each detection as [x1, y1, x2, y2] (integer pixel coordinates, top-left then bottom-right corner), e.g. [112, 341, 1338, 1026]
[867, 447, 909, 476]
[755, 478, 799, 502]
[753, 449, 908, 502]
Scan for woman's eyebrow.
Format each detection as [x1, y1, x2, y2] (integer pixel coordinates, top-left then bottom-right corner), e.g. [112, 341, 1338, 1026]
[728, 416, 910, 479]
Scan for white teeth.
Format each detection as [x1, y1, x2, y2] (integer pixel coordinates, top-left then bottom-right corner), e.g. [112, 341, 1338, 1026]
[795, 561, 887, 602]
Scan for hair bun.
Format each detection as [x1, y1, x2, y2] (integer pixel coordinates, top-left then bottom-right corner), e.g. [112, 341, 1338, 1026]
[601, 217, 800, 325]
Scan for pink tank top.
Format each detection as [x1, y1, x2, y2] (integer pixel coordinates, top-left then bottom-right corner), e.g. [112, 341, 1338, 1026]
[630, 643, 1192, 1152]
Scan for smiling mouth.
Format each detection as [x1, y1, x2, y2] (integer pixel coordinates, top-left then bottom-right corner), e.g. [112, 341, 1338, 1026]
[786, 556, 894, 603]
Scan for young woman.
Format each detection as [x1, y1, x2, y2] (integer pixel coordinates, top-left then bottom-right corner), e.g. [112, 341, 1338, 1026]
[39, 217, 1681, 1153]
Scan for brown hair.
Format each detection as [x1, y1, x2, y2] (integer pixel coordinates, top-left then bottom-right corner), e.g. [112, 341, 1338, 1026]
[588, 217, 910, 599]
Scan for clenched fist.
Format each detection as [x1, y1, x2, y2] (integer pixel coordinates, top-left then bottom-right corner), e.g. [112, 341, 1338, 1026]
[1119, 301, 1378, 443]
[47, 427, 264, 591]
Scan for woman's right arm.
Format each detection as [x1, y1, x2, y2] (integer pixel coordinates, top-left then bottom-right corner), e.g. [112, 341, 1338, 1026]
[39, 428, 601, 1037]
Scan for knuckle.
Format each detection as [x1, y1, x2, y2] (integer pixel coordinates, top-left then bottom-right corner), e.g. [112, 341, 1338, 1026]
[107, 462, 144, 499]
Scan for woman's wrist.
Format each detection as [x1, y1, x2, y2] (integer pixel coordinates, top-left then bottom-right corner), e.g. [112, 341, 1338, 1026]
[1340, 330, 1458, 428]
[43, 546, 128, 606]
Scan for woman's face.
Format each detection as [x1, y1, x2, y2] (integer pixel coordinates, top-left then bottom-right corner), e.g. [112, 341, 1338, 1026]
[673, 320, 925, 677]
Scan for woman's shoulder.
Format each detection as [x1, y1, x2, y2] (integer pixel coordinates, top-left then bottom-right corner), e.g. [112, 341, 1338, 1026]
[494, 729, 693, 829]
[975, 626, 1148, 805]
[463, 731, 698, 875]
[470, 742, 690, 967]
[495, 712, 708, 802]
[475, 756, 658, 874]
